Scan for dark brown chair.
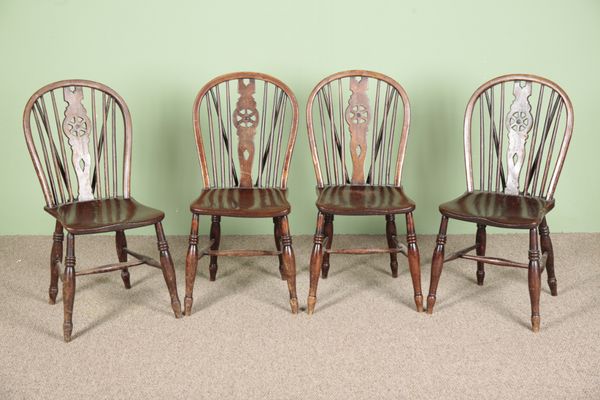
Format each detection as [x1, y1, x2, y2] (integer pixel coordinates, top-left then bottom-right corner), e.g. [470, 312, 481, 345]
[426, 74, 574, 332]
[305, 70, 423, 315]
[184, 72, 299, 315]
[23, 80, 182, 342]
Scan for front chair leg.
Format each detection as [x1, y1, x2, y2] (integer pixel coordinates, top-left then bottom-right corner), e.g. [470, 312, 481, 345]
[209, 216, 221, 281]
[321, 214, 334, 278]
[476, 224, 486, 286]
[184, 214, 200, 316]
[539, 218, 557, 296]
[279, 216, 298, 314]
[427, 215, 449, 314]
[63, 233, 76, 342]
[155, 222, 182, 318]
[385, 214, 399, 278]
[406, 212, 423, 312]
[115, 230, 131, 289]
[49, 221, 63, 304]
[273, 217, 286, 280]
[307, 212, 326, 315]
[528, 228, 542, 332]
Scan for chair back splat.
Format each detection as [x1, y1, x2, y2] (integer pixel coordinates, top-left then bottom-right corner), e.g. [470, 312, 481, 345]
[23, 80, 133, 208]
[306, 70, 411, 188]
[463, 74, 574, 200]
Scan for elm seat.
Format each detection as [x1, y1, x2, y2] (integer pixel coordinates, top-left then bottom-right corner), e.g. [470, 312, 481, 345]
[190, 188, 291, 217]
[316, 185, 416, 216]
[439, 191, 555, 229]
[45, 198, 165, 235]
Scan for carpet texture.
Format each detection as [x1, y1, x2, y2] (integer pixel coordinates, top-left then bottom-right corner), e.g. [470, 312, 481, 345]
[0, 233, 599, 399]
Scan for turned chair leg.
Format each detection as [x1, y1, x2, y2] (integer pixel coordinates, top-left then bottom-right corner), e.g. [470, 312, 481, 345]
[155, 222, 182, 318]
[539, 218, 557, 296]
[49, 221, 63, 305]
[528, 228, 542, 332]
[115, 230, 131, 289]
[406, 212, 423, 312]
[184, 214, 200, 316]
[209, 216, 221, 281]
[321, 214, 334, 279]
[273, 217, 286, 280]
[279, 216, 298, 314]
[476, 224, 486, 286]
[385, 214, 399, 278]
[307, 212, 326, 315]
[427, 215, 449, 314]
[63, 233, 76, 342]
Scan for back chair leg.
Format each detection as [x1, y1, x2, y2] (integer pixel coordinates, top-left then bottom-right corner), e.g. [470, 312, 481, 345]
[273, 217, 286, 280]
[406, 212, 423, 312]
[63, 233, 76, 342]
[321, 214, 334, 278]
[115, 230, 131, 289]
[427, 215, 449, 314]
[209, 216, 221, 281]
[155, 222, 182, 318]
[307, 212, 326, 315]
[385, 214, 399, 278]
[528, 228, 542, 332]
[539, 218, 557, 296]
[279, 216, 298, 314]
[184, 214, 200, 316]
[49, 221, 63, 305]
[476, 224, 486, 286]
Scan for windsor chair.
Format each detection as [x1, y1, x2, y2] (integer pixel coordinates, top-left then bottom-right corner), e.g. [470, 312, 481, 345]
[305, 70, 422, 315]
[426, 74, 574, 332]
[23, 80, 182, 342]
[184, 72, 299, 316]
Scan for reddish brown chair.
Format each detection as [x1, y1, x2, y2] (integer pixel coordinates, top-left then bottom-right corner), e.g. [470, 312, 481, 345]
[23, 80, 182, 342]
[184, 72, 299, 315]
[305, 70, 422, 315]
[426, 74, 574, 332]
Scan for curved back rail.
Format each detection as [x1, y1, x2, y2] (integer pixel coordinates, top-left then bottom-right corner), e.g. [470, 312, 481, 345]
[463, 74, 574, 200]
[306, 70, 411, 188]
[192, 72, 299, 190]
[23, 80, 133, 208]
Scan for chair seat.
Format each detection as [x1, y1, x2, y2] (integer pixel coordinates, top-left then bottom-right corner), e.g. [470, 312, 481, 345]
[190, 188, 291, 217]
[439, 191, 555, 229]
[45, 197, 164, 235]
[316, 185, 415, 215]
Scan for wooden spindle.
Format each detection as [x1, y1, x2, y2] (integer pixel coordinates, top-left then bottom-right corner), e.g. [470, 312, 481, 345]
[226, 81, 234, 186]
[102, 94, 110, 197]
[531, 92, 559, 193]
[51, 90, 74, 201]
[214, 85, 225, 187]
[338, 79, 346, 184]
[273, 97, 288, 186]
[378, 85, 392, 185]
[495, 83, 504, 192]
[205, 93, 217, 187]
[325, 85, 339, 185]
[111, 95, 117, 196]
[90, 89, 101, 198]
[524, 85, 545, 194]
[538, 101, 563, 196]
[258, 82, 268, 187]
[386, 92, 399, 184]
[369, 80, 381, 185]
[479, 97, 485, 190]
[38, 97, 65, 203]
[316, 91, 331, 183]
[32, 104, 58, 204]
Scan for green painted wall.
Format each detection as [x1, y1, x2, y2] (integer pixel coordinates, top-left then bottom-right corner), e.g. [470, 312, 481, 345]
[1, 0, 599, 236]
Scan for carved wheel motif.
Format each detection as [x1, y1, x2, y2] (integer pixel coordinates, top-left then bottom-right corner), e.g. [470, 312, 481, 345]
[233, 108, 258, 128]
[66, 116, 89, 136]
[347, 105, 369, 124]
[509, 111, 530, 132]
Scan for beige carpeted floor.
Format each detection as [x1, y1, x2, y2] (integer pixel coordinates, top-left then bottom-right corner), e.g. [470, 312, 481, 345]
[0, 233, 599, 399]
